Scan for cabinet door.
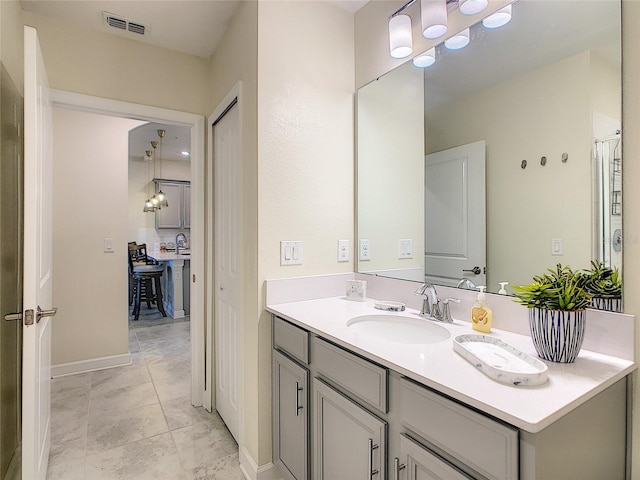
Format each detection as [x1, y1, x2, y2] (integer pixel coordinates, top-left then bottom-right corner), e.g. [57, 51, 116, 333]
[396, 434, 471, 480]
[183, 185, 191, 229]
[314, 378, 387, 480]
[273, 351, 309, 480]
[155, 182, 183, 228]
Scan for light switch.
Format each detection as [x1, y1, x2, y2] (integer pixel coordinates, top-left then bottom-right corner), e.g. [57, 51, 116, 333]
[551, 238, 563, 256]
[281, 241, 303, 265]
[104, 237, 114, 253]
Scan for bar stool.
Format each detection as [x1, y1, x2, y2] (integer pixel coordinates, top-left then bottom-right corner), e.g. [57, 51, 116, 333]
[128, 243, 167, 320]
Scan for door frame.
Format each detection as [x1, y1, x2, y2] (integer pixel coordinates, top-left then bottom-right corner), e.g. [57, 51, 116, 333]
[205, 81, 244, 429]
[50, 89, 206, 405]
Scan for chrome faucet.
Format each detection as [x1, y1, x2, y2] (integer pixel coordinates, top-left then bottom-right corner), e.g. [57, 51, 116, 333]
[175, 232, 187, 255]
[414, 283, 460, 323]
[456, 278, 477, 290]
[414, 283, 440, 319]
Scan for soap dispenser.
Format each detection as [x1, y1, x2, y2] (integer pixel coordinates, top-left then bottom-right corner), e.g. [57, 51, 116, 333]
[471, 286, 493, 333]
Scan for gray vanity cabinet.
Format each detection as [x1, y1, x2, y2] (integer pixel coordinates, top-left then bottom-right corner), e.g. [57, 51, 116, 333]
[273, 350, 309, 480]
[395, 434, 471, 480]
[313, 378, 387, 480]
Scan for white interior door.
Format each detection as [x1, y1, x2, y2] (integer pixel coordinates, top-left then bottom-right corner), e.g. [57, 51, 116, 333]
[425, 141, 486, 287]
[23, 25, 56, 480]
[213, 97, 242, 442]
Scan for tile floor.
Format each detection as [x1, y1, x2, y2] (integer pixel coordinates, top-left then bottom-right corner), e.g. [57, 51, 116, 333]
[46, 312, 245, 480]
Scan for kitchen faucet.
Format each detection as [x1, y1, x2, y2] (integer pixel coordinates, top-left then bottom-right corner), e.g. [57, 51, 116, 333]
[175, 232, 187, 255]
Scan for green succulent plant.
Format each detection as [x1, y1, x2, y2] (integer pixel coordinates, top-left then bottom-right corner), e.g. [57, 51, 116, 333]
[577, 260, 622, 298]
[513, 264, 592, 311]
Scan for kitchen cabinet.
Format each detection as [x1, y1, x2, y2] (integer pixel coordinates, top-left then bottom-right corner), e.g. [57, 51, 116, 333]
[154, 180, 190, 229]
[313, 378, 387, 480]
[273, 350, 309, 480]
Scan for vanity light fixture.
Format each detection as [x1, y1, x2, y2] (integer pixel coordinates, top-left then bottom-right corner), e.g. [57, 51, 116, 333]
[413, 47, 437, 67]
[444, 28, 470, 50]
[482, 4, 512, 28]
[421, 0, 448, 39]
[458, 0, 488, 16]
[389, 13, 414, 58]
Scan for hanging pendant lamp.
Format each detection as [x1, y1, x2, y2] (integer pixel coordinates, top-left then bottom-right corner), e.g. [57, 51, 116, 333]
[389, 14, 413, 59]
[155, 129, 169, 208]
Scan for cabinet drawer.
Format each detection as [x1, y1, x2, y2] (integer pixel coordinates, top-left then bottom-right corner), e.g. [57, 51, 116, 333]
[400, 379, 518, 480]
[274, 317, 310, 364]
[313, 336, 388, 413]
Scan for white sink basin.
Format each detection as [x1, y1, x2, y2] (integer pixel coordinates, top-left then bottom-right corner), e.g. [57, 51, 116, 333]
[347, 315, 451, 344]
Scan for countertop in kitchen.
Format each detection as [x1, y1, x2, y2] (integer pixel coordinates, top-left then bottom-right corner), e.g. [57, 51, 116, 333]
[149, 251, 190, 261]
[266, 296, 635, 433]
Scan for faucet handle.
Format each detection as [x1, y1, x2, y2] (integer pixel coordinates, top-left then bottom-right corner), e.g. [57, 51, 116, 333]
[441, 298, 461, 323]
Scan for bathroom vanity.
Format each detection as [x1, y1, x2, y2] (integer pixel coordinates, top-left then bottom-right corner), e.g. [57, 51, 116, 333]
[266, 277, 634, 480]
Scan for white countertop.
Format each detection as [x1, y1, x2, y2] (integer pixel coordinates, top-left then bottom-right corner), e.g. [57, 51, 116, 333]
[150, 251, 190, 261]
[266, 296, 635, 433]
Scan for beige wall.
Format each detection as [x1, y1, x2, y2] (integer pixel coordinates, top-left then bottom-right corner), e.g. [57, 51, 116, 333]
[208, 0, 260, 464]
[22, 11, 209, 115]
[426, 51, 594, 289]
[256, 0, 355, 465]
[358, 63, 424, 277]
[1, 0, 23, 92]
[52, 108, 144, 364]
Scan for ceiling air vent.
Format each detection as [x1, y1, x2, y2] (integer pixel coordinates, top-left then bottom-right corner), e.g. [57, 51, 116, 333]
[103, 12, 147, 36]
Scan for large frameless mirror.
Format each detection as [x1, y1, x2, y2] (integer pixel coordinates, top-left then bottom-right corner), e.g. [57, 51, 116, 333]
[356, 0, 622, 306]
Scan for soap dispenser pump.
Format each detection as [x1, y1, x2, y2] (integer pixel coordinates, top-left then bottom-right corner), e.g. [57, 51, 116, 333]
[471, 286, 493, 333]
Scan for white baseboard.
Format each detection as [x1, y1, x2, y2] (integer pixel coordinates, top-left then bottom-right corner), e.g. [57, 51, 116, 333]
[239, 446, 282, 480]
[51, 352, 132, 377]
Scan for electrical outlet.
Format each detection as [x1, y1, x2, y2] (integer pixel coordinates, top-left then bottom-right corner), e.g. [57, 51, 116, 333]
[338, 239, 349, 262]
[359, 239, 371, 261]
[398, 239, 413, 259]
[281, 241, 303, 265]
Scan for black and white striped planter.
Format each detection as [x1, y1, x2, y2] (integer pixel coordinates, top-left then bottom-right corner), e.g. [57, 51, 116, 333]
[528, 308, 586, 363]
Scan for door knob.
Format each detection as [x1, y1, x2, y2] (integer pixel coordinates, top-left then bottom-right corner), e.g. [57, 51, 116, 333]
[36, 306, 57, 323]
[462, 266, 482, 275]
[4, 312, 22, 322]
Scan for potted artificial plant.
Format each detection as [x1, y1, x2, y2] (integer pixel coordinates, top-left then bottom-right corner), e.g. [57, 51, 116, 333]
[578, 260, 622, 313]
[513, 264, 591, 363]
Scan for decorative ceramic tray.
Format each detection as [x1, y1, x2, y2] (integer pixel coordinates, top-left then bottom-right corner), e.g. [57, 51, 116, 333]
[453, 334, 548, 387]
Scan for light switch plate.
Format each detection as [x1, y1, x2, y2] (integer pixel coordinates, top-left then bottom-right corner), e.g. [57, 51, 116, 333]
[551, 238, 563, 256]
[398, 239, 413, 259]
[281, 241, 303, 265]
[104, 237, 114, 253]
[359, 239, 371, 261]
[338, 239, 349, 262]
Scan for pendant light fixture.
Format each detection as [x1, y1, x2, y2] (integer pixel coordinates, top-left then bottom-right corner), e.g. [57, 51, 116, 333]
[389, 13, 413, 59]
[459, 0, 488, 16]
[142, 128, 169, 213]
[444, 27, 470, 50]
[413, 47, 436, 68]
[420, 0, 447, 39]
[155, 129, 169, 208]
[482, 4, 512, 29]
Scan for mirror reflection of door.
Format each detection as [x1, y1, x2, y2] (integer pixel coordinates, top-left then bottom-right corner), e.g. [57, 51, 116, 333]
[425, 141, 486, 288]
